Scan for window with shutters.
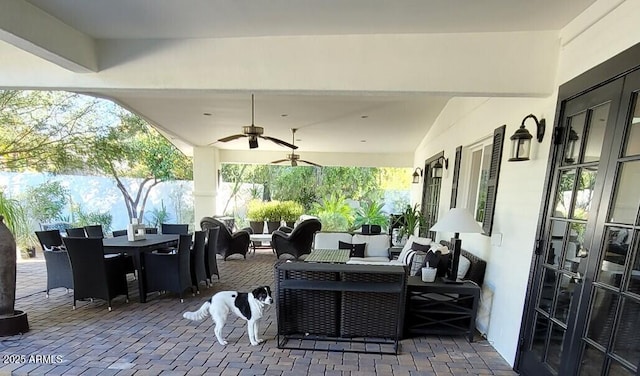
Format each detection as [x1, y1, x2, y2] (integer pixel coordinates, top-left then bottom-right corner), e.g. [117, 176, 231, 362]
[467, 143, 493, 222]
[461, 125, 505, 235]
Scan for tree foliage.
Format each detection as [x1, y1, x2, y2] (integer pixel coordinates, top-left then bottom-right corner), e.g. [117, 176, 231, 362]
[22, 181, 69, 223]
[0, 90, 193, 223]
[87, 111, 192, 221]
[0, 90, 103, 172]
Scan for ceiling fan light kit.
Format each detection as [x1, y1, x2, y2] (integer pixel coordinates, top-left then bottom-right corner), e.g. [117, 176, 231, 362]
[271, 128, 322, 167]
[217, 95, 297, 150]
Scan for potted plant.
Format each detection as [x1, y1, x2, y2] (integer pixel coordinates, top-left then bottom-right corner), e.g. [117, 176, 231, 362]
[263, 201, 283, 233]
[0, 191, 30, 336]
[353, 200, 389, 234]
[397, 204, 426, 244]
[281, 201, 304, 228]
[246, 200, 266, 234]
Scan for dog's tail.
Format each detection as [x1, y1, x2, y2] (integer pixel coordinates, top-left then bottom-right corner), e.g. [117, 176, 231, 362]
[182, 301, 211, 321]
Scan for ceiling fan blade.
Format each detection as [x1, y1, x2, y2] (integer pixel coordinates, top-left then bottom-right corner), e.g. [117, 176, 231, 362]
[260, 135, 298, 149]
[218, 134, 247, 142]
[271, 159, 289, 164]
[300, 160, 323, 167]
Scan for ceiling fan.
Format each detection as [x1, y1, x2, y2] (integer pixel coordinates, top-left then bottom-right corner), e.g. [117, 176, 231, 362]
[217, 94, 298, 150]
[271, 128, 322, 167]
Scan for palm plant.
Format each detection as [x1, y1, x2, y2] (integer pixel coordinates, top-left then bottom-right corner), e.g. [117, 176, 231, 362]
[352, 200, 389, 231]
[312, 194, 353, 231]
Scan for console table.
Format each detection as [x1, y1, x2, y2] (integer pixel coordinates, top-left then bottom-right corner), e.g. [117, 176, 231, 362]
[275, 261, 407, 354]
[404, 276, 480, 342]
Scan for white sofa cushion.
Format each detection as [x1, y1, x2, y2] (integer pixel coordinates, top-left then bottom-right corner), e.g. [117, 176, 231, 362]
[352, 234, 390, 258]
[346, 256, 394, 264]
[314, 232, 353, 249]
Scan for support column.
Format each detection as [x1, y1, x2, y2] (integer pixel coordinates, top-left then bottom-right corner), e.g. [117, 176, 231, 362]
[193, 146, 219, 226]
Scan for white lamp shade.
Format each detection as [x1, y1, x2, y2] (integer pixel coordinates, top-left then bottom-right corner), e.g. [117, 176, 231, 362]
[429, 208, 483, 234]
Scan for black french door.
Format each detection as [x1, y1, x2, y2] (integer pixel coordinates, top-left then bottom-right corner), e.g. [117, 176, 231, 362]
[518, 67, 640, 375]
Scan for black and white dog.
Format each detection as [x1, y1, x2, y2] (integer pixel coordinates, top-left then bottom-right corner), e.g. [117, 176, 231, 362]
[183, 286, 273, 346]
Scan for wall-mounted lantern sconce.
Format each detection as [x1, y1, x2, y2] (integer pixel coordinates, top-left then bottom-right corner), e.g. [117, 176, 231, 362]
[564, 127, 580, 164]
[509, 114, 546, 162]
[412, 167, 423, 184]
[431, 156, 449, 178]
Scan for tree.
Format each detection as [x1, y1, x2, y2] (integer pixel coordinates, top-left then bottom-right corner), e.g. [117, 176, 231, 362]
[22, 181, 69, 223]
[87, 112, 192, 223]
[0, 90, 102, 172]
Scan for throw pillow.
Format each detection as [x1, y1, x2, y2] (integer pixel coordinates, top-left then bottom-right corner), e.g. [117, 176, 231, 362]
[436, 252, 450, 277]
[409, 251, 427, 276]
[424, 249, 441, 269]
[457, 255, 471, 280]
[410, 242, 430, 252]
[338, 241, 366, 258]
[401, 235, 432, 254]
[400, 249, 417, 266]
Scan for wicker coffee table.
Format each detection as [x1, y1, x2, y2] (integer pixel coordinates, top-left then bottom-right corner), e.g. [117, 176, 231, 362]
[304, 248, 350, 263]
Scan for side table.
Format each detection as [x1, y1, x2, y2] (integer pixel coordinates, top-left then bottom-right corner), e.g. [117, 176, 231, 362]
[389, 246, 403, 260]
[404, 276, 480, 342]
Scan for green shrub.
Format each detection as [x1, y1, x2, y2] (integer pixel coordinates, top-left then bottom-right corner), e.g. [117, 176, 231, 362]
[281, 201, 304, 222]
[246, 200, 266, 222]
[22, 181, 69, 223]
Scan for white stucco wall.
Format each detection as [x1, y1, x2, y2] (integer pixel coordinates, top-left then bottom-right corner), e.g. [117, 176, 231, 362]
[413, 96, 554, 364]
[411, 0, 640, 365]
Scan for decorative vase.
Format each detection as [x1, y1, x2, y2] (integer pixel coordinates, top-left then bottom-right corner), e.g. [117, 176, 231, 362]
[0, 215, 29, 336]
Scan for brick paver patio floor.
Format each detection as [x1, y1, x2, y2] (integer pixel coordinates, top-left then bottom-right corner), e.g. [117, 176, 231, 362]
[1, 248, 518, 375]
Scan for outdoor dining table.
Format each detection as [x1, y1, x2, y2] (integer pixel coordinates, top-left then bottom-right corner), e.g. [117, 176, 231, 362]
[103, 234, 180, 303]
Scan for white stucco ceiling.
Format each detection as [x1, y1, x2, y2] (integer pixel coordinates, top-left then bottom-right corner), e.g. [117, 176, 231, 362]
[1, 0, 598, 163]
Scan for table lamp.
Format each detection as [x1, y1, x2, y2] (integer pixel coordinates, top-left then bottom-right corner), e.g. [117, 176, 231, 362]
[429, 208, 483, 281]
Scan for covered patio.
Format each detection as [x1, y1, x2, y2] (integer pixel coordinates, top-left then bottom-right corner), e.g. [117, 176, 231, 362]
[3, 1, 640, 374]
[3, 251, 516, 376]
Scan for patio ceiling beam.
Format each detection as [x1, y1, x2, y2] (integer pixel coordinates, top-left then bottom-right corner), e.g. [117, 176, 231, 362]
[0, 0, 98, 73]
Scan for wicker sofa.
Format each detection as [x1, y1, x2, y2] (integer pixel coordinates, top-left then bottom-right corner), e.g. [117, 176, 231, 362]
[312, 232, 394, 263]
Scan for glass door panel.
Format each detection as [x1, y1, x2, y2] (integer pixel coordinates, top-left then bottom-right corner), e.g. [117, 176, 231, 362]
[609, 161, 640, 224]
[583, 103, 611, 163]
[623, 94, 640, 156]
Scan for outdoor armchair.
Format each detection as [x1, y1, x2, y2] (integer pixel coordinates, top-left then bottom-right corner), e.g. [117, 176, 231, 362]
[200, 217, 250, 260]
[272, 218, 322, 260]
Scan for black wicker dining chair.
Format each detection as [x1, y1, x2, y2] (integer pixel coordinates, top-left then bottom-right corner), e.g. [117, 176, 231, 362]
[65, 227, 86, 237]
[190, 230, 209, 292]
[144, 234, 195, 302]
[62, 237, 129, 311]
[35, 230, 73, 297]
[84, 225, 104, 238]
[161, 223, 189, 235]
[112, 229, 127, 237]
[204, 226, 220, 283]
